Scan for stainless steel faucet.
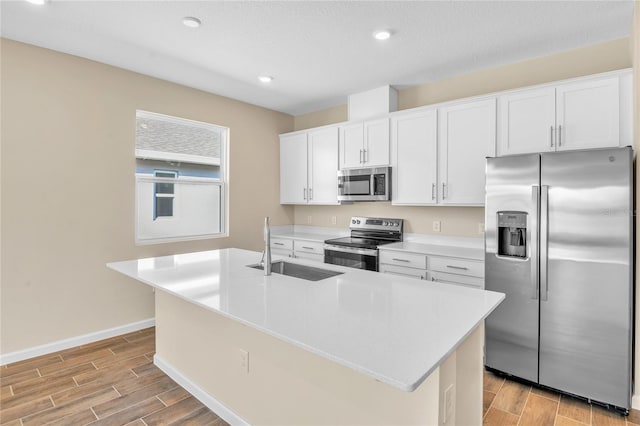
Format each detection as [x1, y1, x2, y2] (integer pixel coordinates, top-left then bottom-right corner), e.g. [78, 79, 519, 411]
[262, 216, 272, 276]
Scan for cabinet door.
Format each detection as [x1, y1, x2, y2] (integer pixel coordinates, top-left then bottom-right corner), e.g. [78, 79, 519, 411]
[279, 133, 308, 204]
[339, 123, 364, 169]
[497, 87, 556, 156]
[438, 98, 496, 205]
[391, 110, 438, 205]
[556, 77, 619, 151]
[363, 118, 390, 166]
[308, 126, 339, 204]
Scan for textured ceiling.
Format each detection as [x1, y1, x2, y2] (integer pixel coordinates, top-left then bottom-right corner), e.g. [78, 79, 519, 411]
[0, 1, 634, 115]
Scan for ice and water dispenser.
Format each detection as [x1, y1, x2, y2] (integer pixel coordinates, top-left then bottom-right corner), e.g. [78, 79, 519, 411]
[497, 212, 527, 258]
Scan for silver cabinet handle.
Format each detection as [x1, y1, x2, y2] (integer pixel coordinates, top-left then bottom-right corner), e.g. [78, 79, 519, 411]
[303, 188, 307, 200]
[540, 185, 549, 301]
[309, 188, 313, 200]
[273, 242, 285, 246]
[363, 149, 367, 164]
[431, 277, 437, 282]
[558, 125, 562, 147]
[446, 265, 468, 271]
[359, 149, 363, 164]
[550, 126, 554, 147]
[442, 183, 446, 200]
[392, 258, 410, 263]
[531, 185, 540, 300]
[431, 183, 436, 200]
[301, 246, 314, 250]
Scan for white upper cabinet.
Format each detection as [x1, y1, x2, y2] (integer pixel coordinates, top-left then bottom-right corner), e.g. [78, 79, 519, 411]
[498, 87, 556, 156]
[280, 132, 308, 204]
[556, 77, 619, 150]
[438, 98, 496, 205]
[391, 109, 438, 205]
[339, 122, 364, 168]
[280, 126, 339, 205]
[339, 118, 390, 168]
[307, 126, 339, 204]
[498, 73, 628, 156]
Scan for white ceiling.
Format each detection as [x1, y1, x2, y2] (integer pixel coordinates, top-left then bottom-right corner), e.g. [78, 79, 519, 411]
[0, 1, 634, 116]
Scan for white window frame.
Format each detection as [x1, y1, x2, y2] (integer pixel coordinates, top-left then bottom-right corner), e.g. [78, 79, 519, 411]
[135, 110, 229, 245]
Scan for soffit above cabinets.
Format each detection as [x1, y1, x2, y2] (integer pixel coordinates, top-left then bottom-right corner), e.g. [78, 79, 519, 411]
[1, 1, 633, 115]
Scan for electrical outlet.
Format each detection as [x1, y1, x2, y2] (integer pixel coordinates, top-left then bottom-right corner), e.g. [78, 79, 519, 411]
[443, 384, 455, 423]
[331, 216, 337, 225]
[478, 222, 485, 235]
[239, 349, 249, 374]
[433, 220, 441, 232]
[307, 215, 312, 224]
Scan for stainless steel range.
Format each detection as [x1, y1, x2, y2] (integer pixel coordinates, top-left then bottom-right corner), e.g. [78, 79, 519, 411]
[324, 217, 403, 271]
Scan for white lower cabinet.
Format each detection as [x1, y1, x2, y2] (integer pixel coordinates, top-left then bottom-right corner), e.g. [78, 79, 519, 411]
[293, 240, 325, 262]
[270, 237, 325, 262]
[270, 237, 294, 258]
[379, 249, 484, 289]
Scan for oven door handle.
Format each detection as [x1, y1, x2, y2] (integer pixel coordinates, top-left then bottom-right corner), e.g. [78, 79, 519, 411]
[323, 244, 378, 257]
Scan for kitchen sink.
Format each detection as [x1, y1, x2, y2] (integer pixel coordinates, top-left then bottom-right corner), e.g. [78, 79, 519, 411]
[248, 261, 343, 281]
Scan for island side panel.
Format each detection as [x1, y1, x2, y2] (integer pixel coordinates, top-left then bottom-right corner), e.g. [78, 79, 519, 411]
[455, 324, 484, 425]
[154, 290, 441, 425]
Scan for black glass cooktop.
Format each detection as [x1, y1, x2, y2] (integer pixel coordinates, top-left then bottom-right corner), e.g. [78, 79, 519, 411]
[324, 236, 396, 250]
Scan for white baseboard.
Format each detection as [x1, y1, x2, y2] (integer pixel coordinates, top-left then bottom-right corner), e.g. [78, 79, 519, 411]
[0, 318, 155, 366]
[154, 355, 248, 426]
[632, 394, 640, 410]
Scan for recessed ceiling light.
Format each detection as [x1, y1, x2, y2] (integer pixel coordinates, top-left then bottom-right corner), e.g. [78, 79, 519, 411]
[24, 0, 47, 4]
[182, 17, 201, 28]
[258, 76, 273, 83]
[373, 30, 393, 41]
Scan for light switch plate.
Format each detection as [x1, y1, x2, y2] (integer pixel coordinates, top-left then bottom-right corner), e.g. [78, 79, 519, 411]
[433, 221, 441, 232]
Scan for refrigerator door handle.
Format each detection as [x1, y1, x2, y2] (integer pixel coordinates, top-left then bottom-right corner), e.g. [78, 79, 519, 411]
[540, 185, 549, 301]
[531, 185, 540, 299]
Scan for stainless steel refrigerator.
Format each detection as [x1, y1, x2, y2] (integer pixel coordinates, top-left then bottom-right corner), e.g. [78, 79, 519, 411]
[484, 147, 633, 412]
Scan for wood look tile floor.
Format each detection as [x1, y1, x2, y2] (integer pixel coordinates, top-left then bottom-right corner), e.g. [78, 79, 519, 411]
[483, 370, 640, 426]
[3, 328, 639, 426]
[0, 327, 228, 425]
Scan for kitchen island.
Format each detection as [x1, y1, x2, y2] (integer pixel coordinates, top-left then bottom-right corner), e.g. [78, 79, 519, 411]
[108, 248, 504, 425]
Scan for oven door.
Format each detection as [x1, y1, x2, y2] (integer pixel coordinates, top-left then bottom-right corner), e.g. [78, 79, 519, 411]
[324, 244, 378, 271]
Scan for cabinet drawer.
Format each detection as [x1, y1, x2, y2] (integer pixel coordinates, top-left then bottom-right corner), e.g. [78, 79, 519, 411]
[380, 264, 427, 280]
[271, 248, 293, 258]
[294, 251, 324, 263]
[293, 240, 324, 255]
[379, 251, 427, 269]
[429, 257, 483, 278]
[271, 237, 293, 250]
[429, 271, 483, 289]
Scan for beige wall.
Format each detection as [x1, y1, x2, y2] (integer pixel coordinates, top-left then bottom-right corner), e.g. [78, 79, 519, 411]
[0, 39, 294, 355]
[291, 37, 632, 237]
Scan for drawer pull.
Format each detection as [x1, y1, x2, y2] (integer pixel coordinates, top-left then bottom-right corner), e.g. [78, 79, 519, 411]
[446, 265, 468, 271]
[301, 246, 314, 250]
[392, 258, 410, 263]
[273, 242, 285, 246]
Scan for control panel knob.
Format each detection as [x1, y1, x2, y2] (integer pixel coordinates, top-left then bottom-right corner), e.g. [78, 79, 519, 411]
[351, 219, 356, 224]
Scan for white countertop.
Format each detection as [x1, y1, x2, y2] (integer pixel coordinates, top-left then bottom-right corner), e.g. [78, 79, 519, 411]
[108, 248, 503, 392]
[271, 225, 347, 242]
[380, 242, 484, 261]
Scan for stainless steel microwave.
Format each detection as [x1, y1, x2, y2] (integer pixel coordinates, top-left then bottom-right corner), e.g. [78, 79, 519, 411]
[337, 166, 391, 202]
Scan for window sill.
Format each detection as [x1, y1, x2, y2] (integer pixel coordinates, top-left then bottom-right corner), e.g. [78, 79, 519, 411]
[135, 232, 229, 246]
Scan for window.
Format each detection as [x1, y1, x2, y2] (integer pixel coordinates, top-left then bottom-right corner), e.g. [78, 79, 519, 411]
[135, 110, 227, 244]
[153, 170, 177, 219]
